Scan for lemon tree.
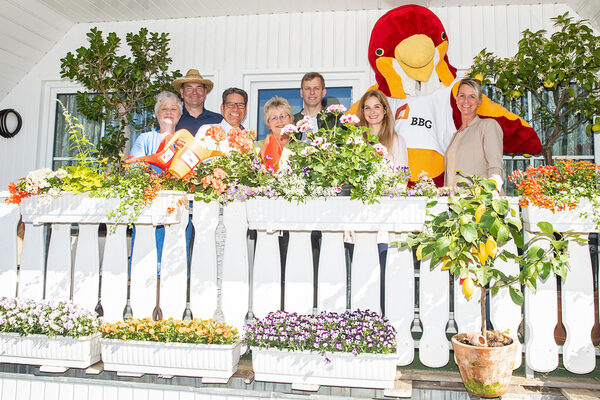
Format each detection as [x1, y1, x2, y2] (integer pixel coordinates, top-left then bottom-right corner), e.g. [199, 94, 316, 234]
[398, 174, 582, 338]
[469, 12, 600, 164]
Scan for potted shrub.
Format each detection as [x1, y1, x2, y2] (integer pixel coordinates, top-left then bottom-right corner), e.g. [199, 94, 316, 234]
[398, 175, 580, 397]
[0, 297, 101, 369]
[100, 317, 241, 381]
[245, 309, 398, 390]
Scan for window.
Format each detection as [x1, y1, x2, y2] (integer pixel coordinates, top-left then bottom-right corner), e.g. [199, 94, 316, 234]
[256, 86, 353, 140]
[482, 85, 595, 195]
[52, 93, 103, 169]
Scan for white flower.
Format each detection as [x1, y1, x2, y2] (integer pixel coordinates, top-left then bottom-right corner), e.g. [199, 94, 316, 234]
[346, 137, 353, 145]
[373, 143, 388, 156]
[281, 124, 299, 135]
[312, 137, 324, 146]
[340, 114, 360, 124]
[296, 115, 313, 133]
[326, 104, 347, 114]
[353, 136, 364, 145]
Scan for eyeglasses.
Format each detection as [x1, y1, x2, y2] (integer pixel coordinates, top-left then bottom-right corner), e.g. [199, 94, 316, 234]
[268, 114, 291, 123]
[224, 102, 246, 109]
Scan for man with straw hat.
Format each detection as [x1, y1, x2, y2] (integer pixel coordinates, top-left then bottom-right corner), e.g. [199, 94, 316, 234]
[174, 69, 223, 134]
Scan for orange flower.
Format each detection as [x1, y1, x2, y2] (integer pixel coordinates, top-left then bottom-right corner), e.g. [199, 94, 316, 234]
[206, 126, 227, 142]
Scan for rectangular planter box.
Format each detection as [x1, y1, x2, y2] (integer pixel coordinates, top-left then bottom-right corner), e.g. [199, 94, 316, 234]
[19, 191, 186, 226]
[521, 198, 596, 233]
[101, 339, 242, 379]
[251, 347, 397, 389]
[0, 332, 101, 368]
[246, 197, 428, 232]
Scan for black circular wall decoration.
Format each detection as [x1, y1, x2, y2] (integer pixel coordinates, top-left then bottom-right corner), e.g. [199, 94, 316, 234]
[0, 109, 22, 138]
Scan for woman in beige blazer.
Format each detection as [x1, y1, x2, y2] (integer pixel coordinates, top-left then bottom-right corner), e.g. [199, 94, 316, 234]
[444, 78, 504, 192]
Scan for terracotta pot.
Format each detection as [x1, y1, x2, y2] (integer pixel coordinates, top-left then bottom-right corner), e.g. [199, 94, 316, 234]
[451, 333, 519, 398]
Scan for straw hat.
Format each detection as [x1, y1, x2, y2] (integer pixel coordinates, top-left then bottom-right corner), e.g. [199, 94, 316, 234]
[172, 69, 214, 93]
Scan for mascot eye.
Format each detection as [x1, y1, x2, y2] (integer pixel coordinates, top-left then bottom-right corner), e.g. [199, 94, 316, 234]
[375, 48, 384, 56]
[441, 32, 447, 40]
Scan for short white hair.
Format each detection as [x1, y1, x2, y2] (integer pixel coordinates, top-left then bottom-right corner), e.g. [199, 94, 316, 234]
[154, 91, 182, 116]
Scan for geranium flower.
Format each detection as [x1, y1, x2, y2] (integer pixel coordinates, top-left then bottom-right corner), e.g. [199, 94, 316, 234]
[206, 126, 227, 142]
[373, 143, 388, 156]
[326, 104, 347, 114]
[281, 124, 299, 135]
[296, 115, 313, 133]
[340, 114, 360, 124]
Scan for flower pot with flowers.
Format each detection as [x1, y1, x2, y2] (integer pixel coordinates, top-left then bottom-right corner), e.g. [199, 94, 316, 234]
[398, 175, 581, 397]
[245, 310, 398, 390]
[510, 158, 600, 233]
[100, 317, 241, 380]
[0, 297, 101, 369]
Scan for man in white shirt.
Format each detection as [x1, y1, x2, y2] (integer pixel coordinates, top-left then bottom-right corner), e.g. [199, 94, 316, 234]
[196, 88, 248, 137]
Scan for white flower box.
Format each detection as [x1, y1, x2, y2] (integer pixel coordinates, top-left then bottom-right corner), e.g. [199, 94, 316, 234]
[101, 339, 242, 379]
[19, 191, 185, 226]
[246, 197, 428, 232]
[0, 332, 101, 368]
[521, 198, 596, 233]
[251, 347, 398, 389]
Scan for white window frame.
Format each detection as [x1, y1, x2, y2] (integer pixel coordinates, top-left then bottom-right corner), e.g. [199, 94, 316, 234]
[242, 68, 371, 131]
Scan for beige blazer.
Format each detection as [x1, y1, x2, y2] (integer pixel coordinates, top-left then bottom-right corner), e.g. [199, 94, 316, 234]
[444, 116, 504, 188]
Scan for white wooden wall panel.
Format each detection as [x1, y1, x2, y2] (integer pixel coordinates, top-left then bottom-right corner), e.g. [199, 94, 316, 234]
[0, 4, 582, 188]
[0, 200, 19, 297]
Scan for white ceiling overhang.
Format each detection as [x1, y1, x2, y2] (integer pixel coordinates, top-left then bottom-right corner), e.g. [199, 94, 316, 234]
[0, 0, 598, 102]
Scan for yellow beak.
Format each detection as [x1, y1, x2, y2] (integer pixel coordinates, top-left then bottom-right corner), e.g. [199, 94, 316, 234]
[395, 34, 435, 82]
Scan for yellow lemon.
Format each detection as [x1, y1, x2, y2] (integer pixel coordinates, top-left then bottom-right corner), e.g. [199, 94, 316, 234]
[474, 74, 484, 81]
[478, 242, 489, 265]
[416, 244, 423, 260]
[543, 80, 554, 88]
[441, 257, 450, 270]
[592, 124, 600, 133]
[462, 276, 475, 300]
[475, 203, 486, 223]
[485, 236, 498, 258]
[512, 90, 521, 98]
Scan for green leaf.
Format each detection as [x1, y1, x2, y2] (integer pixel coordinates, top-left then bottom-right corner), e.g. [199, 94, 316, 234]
[537, 221, 554, 235]
[460, 224, 478, 243]
[509, 286, 524, 306]
[492, 199, 509, 215]
[434, 237, 451, 257]
[497, 225, 510, 244]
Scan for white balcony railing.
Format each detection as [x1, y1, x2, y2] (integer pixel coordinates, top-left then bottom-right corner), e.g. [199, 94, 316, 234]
[0, 192, 596, 377]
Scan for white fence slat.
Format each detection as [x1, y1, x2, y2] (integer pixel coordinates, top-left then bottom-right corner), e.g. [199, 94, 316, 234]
[18, 228, 43, 287]
[73, 224, 100, 314]
[160, 218, 188, 320]
[562, 235, 595, 374]
[317, 231, 346, 312]
[385, 233, 415, 366]
[284, 231, 313, 314]
[190, 201, 219, 320]
[45, 223, 72, 300]
[351, 232, 380, 312]
[100, 225, 128, 322]
[252, 231, 281, 319]
[0, 203, 21, 297]
[129, 225, 157, 318]
[15, 379, 30, 400]
[1, 378, 16, 400]
[453, 278, 481, 334]
[419, 258, 450, 368]
[221, 201, 249, 329]
[524, 231, 558, 372]
[490, 240, 523, 369]
[0, 202, 19, 297]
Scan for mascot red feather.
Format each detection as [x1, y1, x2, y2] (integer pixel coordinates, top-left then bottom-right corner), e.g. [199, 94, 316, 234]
[353, 4, 542, 185]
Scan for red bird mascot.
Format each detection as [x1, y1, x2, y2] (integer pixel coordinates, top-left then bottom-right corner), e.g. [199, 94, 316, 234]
[353, 5, 542, 185]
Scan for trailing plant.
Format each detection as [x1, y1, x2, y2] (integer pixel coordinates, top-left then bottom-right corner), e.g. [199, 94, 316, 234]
[469, 12, 600, 163]
[60, 27, 182, 163]
[396, 175, 583, 340]
[100, 317, 239, 345]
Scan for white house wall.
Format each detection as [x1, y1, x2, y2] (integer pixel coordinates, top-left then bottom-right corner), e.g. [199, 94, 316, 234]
[0, 3, 574, 188]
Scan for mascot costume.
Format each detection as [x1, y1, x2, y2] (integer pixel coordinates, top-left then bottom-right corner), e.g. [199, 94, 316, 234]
[352, 5, 542, 185]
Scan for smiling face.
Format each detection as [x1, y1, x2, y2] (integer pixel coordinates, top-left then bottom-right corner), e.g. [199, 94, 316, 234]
[180, 82, 207, 109]
[300, 78, 326, 109]
[156, 97, 182, 131]
[456, 83, 481, 121]
[265, 106, 292, 147]
[362, 95, 386, 127]
[220, 93, 247, 128]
